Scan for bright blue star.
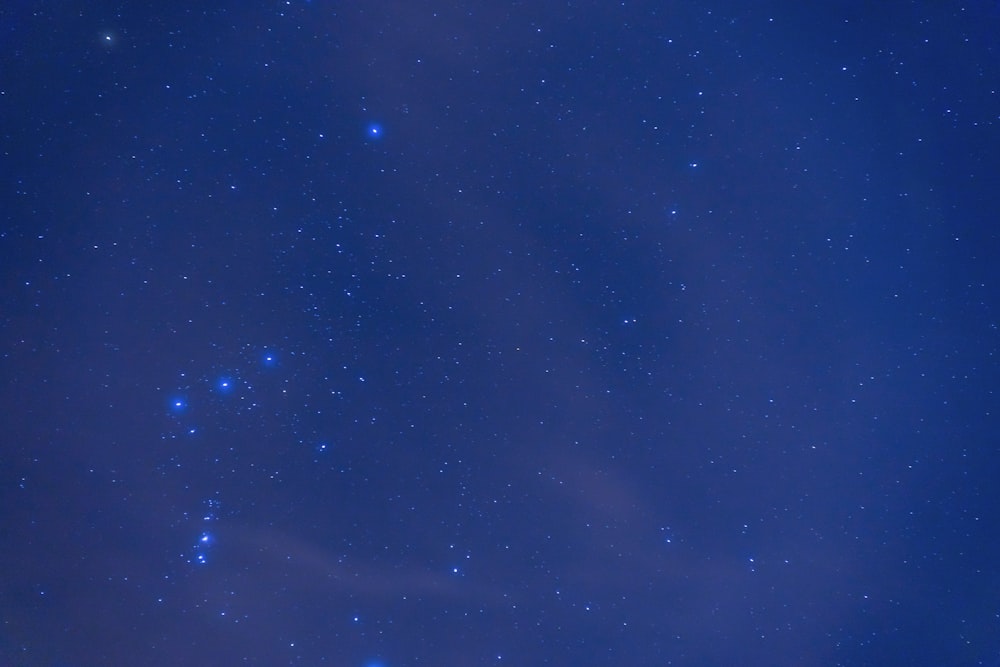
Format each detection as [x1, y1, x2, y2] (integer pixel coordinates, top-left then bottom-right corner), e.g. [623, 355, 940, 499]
[168, 396, 188, 413]
[215, 376, 235, 393]
[366, 123, 383, 140]
[261, 351, 278, 368]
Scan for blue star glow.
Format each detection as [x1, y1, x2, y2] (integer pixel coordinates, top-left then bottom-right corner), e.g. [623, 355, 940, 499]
[189, 532, 214, 565]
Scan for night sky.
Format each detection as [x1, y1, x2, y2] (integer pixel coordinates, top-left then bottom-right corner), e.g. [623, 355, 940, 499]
[2, 2, 999, 666]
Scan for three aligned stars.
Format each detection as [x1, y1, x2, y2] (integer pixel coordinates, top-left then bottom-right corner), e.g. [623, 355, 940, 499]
[164, 350, 280, 564]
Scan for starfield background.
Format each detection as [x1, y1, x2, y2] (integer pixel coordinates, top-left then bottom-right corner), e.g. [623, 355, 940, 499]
[2, 2, 999, 665]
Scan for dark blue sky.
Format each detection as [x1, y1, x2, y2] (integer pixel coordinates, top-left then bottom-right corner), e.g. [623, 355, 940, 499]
[2, 2, 998, 665]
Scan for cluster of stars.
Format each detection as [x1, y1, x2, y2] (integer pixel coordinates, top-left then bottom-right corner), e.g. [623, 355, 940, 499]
[163, 350, 285, 566]
[186, 498, 222, 565]
[164, 348, 280, 435]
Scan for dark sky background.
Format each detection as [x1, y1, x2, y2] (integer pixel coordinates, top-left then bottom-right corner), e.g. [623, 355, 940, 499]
[2, 2, 999, 666]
